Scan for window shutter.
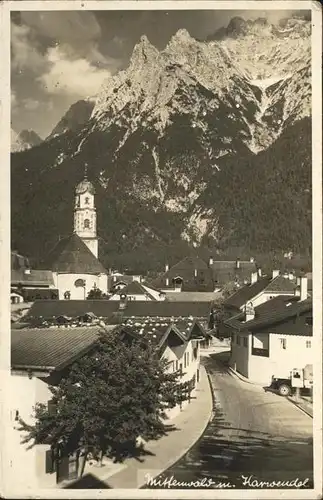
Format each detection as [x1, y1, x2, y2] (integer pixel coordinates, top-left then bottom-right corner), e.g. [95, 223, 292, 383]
[45, 449, 56, 474]
[47, 400, 57, 416]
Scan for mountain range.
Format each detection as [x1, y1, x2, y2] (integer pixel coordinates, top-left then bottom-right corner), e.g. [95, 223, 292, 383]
[11, 128, 42, 152]
[11, 15, 312, 272]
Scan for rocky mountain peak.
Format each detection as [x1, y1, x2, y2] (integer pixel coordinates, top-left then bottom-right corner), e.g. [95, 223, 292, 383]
[11, 127, 42, 152]
[130, 35, 160, 67]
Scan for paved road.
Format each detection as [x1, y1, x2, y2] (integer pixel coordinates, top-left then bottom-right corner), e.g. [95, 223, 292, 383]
[145, 350, 313, 490]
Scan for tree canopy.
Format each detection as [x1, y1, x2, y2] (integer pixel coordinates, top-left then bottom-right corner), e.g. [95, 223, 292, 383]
[18, 329, 193, 475]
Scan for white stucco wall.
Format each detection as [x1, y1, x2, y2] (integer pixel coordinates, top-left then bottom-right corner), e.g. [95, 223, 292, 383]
[162, 340, 200, 420]
[248, 334, 313, 385]
[229, 332, 250, 378]
[53, 273, 107, 300]
[241, 290, 295, 310]
[7, 372, 57, 491]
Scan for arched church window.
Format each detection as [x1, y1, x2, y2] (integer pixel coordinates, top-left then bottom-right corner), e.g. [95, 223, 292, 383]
[84, 219, 90, 229]
[85, 197, 89, 204]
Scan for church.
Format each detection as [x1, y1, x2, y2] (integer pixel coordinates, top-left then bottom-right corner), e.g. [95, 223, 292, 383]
[44, 173, 108, 300]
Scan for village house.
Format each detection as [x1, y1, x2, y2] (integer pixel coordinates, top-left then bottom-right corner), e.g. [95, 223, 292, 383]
[148, 256, 258, 296]
[119, 317, 207, 419]
[108, 281, 161, 301]
[9, 313, 207, 488]
[9, 326, 108, 489]
[225, 297, 313, 386]
[107, 272, 143, 293]
[11, 251, 57, 302]
[214, 270, 308, 336]
[40, 175, 108, 300]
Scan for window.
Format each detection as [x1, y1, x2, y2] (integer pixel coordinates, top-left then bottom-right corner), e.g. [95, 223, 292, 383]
[280, 338, 287, 349]
[85, 197, 89, 204]
[243, 337, 248, 348]
[169, 361, 175, 372]
[306, 316, 313, 326]
[193, 346, 198, 360]
[186, 352, 190, 366]
[306, 340, 312, 348]
[175, 360, 179, 371]
[184, 353, 187, 369]
[84, 219, 90, 229]
[237, 335, 241, 345]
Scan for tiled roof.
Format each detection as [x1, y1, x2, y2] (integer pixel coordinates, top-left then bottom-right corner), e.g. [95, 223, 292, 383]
[165, 292, 219, 302]
[225, 298, 312, 335]
[11, 269, 54, 287]
[210, 260, 258, 287]
[11, 326, 114, 370]
[108, 275, 137, 291]
[116, 281, 157, 300]
[149, 256, 215, 292]
[24, 300, 213, 327]
[120, 317, 207, 349]
[43, 233, 107, 275]
[224, 277, 271, 309]
[265, 275, 297, 293]
[119, 301, 213, 318]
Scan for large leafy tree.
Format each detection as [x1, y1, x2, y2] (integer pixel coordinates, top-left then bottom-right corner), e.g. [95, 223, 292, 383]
[18, 329, 193, 477]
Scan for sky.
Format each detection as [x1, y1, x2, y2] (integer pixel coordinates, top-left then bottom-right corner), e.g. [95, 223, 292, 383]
[11, 9, 306, 138]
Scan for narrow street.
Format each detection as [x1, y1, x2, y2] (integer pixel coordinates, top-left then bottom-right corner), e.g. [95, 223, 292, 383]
[146, 350, 313, 489]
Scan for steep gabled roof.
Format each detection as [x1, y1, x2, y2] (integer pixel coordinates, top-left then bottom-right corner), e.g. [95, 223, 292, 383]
[117, 281, 157, 300]
[119, 317, 208, 351]
[210, 260, 258, 287]
[224, 277, 271, 309]
[225, 298, 312, 335]
[43, 233, 107, 275]
[149, 256, 215, 292]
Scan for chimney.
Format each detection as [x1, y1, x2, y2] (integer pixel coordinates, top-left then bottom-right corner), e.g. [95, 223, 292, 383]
[24, 268, 31, 275]
[119, 293, 128, 310]
[235, 258, 240, 269]
[209, 256, 214, 266]
[288, 271, 294, 281]
[251, 271, 258, 285]
[165, 263, 169, 272]
[250, 257, 254, 263]
[245, 302, 255, 322]
[166, 277, 169, 287]
[159, 291, 166, 301]
[194, 268, 198, 277]
[258, 268, 262, 277]
[272, 270, 280, 279]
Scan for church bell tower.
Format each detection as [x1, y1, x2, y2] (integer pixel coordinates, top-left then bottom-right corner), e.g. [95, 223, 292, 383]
[74, 167, 99, 258]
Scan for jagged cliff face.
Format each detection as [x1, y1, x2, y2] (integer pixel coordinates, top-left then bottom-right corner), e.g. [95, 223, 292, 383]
[11, 128, 42, 152]
[11, 16, 312, 267]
